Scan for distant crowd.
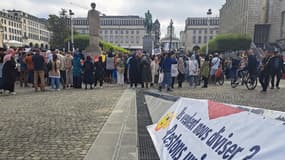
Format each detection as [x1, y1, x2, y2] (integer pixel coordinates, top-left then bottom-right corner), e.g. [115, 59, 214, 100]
[0, 47, 284, 95]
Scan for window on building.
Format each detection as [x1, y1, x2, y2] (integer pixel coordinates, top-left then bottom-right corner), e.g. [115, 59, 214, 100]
[110, 30, 113, 34]
[193, 36, 196, 44]
[136, 30, 139, 34]
[210, 30, 213, 34]
[204, 29, 207, 34]
[198, 30, 202, 34]
[121, 30, 124, 34]
[198, 36, 202, 43]
[126, 30, 129, 34]
[193, 30, 196, 34]
[105, 30, 108, 34]
[210, 36, 213, 40]
[204, 36, 207, 43]
[131, 30, 134, 34]
[115, 30, 118, 34]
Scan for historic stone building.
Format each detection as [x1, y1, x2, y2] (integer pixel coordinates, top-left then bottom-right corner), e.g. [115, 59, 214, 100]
[220, 0, 285, 47]
[0, 10, 22, 47]
[8, 10, 51, 49]
[182, 17, 219, 52]
[73, 16, 146, 50]
[160, 22, 180, 51]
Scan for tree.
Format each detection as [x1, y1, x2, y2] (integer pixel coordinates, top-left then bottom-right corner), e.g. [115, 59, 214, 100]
[65, 34, 130, 54]
[47, 9, 70, 49]
[201, 34, 252, 54]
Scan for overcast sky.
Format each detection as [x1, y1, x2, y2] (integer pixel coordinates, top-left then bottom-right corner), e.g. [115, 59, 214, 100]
[1, 0, 225, 37]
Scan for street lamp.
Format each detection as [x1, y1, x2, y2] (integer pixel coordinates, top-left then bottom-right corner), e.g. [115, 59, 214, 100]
[69, 9, 75, 52]
[206, 9, 212, 55]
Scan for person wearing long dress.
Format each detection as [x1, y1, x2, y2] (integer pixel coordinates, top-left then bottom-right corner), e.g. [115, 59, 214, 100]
[73, 53, 83, 88]
[83, 56, 94, 89]
[141, 54, 152, 88]
[3, 49, 17, 95]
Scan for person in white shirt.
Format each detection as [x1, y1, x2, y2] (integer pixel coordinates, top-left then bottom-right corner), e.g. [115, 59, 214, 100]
[189, 55, 199, 88]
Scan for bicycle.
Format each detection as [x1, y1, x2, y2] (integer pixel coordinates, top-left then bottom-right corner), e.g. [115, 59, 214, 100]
[231, 70, 257, 90]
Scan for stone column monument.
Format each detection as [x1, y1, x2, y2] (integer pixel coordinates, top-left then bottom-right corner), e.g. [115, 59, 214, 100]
[86, 2, 101, 56]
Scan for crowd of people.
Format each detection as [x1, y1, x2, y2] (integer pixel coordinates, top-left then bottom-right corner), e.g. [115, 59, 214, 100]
[0, 46, 284, 95]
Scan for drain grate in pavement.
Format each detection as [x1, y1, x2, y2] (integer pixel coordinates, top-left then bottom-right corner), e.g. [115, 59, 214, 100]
[136, 90, 160, 160]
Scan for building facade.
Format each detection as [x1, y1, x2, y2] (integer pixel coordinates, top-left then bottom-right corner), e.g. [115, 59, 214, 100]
[220, 0, 285, 46]
[8, 10, 51, 49]
[73, 16, 146, 50]
[0, 10, 22, 47]
[183, 17, 219, 52]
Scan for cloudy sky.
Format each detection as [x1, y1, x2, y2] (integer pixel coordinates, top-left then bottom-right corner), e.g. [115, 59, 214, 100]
[1, 0, 225, 37]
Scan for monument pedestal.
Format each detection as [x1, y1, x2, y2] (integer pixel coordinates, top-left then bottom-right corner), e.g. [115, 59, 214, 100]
[86, 36, 101, 56]
[143, 35, 154, 54]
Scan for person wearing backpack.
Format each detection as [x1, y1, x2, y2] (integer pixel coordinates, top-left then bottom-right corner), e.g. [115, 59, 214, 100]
[270, 52, 284, 89]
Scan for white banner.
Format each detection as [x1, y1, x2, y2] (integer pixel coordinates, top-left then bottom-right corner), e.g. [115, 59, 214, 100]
[147, 98, 285, 160]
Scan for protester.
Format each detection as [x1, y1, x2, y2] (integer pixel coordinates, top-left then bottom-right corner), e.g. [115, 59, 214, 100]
[83, 55, 94, 90]
[72, 53, 82, 89]
[65, 52, 73, 88]
[0, 51, 4, 93]
[259, 49, 273, 93]
[128, 53, 139, 88]
[32, 49, 45, 92]
[116, 53, 125, 86]
[151, 56, 159, 86]
[140, 53, 152, 88]
[49, 54, 61, 91]
[57, 51, 66, 89]
[94, 56, 105, 88]
[200, 56, 210, 88]
[270, 51, 284, 89]
[210, 53, 221, 82]
[105, 49, 115, 83]
[2, 48, 17, 95]
[171, 56, 178, 89]
[188, 55, 199, 88]
[19, 52, 28, 87]
[159, 52, 177, 92]
[177, 57, 185, 88]
[247, 49, 258, 84]
[25, 52, 33, 86]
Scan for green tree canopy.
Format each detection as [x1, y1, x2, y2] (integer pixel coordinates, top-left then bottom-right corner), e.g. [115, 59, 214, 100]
[47, 9, 70, 49]
[65, 34, 130, 54]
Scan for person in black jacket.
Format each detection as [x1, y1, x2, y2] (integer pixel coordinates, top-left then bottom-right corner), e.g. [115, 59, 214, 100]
[270, 52, 284, 89]
[94, 56, 105, 88]
[83, 56, 94, 89]
[247, 49, 258, 83]
[259, 50, 273, 92]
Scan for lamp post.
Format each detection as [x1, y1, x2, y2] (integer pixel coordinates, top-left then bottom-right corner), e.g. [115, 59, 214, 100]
[206, 9, 212, 55]
[169, 19, 173, 51]
[69, 9, 75, 52]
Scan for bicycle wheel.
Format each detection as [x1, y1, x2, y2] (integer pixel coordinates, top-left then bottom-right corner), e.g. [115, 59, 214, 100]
[231, 79, 238, 88]
[245, 76, 257, 90]
[217, 73, 224, 86]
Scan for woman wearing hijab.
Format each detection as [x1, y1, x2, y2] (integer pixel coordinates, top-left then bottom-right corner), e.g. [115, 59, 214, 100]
[73, 53, 83, 88]
[49, 54, 61, 91]
[3, 48, 17, 95]
[83, 56, 94, 89]
[94, 56, 105, 88]
[177, 57, 185, 88]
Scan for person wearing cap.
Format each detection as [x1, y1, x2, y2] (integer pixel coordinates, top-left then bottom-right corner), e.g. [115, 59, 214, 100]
[32, 49, 45, 92]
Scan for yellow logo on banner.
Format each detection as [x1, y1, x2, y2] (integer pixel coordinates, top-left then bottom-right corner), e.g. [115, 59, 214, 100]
[155, 112, 176, 131]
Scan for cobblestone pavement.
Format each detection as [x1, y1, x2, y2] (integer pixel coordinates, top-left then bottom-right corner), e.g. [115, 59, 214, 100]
[0, 86, 124, 160]
[169, 80, 285, 112]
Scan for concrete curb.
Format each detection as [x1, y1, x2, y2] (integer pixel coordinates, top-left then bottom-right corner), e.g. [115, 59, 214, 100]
[84, 89, 137, 160]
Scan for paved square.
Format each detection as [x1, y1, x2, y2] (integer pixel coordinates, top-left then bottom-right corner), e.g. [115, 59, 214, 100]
[0, 87, 123, 160]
